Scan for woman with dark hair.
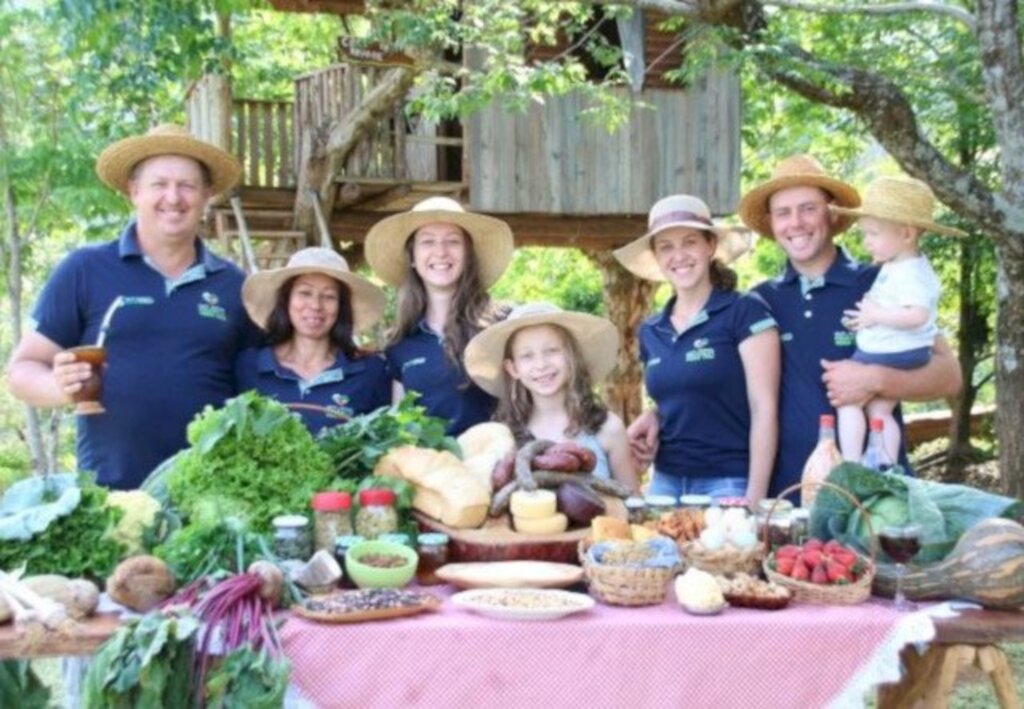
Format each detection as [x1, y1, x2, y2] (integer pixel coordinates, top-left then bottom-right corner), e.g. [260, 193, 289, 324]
[235, 247, 390, 432]
[614, 195, 781, 505]
[364, 197, 514, 435]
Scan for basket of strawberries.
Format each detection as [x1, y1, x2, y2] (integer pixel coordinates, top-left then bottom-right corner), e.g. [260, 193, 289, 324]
[762, 482, 876, 605]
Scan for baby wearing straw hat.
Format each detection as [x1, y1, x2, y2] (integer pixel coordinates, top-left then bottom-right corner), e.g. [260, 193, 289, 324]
[831, 175, 966, 464]
[464, 303, 638, 491]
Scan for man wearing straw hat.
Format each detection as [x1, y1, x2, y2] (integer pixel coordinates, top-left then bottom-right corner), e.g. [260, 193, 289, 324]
[628, 155, 961, 497]
[6, 125, 257, 490]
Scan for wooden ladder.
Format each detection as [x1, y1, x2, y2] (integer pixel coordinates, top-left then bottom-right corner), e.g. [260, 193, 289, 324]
[211, 201, 308, 273]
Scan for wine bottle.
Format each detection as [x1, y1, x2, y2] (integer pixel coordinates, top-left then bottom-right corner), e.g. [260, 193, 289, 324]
[861, 417, 893, 472]
[801, 414, 843, 508]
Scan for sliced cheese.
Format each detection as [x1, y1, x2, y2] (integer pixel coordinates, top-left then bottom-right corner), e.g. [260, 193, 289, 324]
[514, 512, 569, 535]
[509, 489, 557, 520]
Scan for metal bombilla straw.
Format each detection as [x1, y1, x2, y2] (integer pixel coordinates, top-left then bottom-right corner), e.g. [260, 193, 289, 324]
[95, 296, 155, 347]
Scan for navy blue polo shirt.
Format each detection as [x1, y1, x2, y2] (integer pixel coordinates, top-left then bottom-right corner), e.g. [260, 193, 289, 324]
[29, 222, 258, 490]
[753, 249, 908, 496]
[385, 321, 496, 435]
[235, 346, 390, 433]
[640, 289, 777, 481]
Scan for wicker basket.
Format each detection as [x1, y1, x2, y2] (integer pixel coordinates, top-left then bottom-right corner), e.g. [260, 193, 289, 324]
[578, 539, 679, 606]
[761, 481, 876, 605]
[681, 541, 764, 576]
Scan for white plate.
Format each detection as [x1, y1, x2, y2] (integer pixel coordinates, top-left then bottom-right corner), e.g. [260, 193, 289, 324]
[436, 561, 584, 590]
[451, 588, 595, 621]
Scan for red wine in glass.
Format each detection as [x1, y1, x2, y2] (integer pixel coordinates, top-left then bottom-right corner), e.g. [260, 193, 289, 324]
[879, 534, 921, 564]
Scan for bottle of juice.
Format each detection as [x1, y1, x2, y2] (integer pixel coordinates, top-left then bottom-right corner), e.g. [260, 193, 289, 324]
[861, 417, 894, 473]
[801, 414, 843, 508]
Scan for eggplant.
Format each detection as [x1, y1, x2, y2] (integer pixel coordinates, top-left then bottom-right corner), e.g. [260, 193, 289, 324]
[556, 482, 606, 526]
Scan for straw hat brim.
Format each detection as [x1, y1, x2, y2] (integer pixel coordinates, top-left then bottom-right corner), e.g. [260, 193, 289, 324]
[464, 311, 619, 398]
[364, 209, 514, 287]
[96, 134, 242, 196]
[738, 174, 861, 239]
[830, 205, 966, 238]
[242, 265, 387, 334]
[613, 224, 752, 282]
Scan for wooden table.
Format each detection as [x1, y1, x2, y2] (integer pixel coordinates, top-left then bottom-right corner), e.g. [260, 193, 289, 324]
[878, 609, 1024, 709]
[0, 613, 122, 660]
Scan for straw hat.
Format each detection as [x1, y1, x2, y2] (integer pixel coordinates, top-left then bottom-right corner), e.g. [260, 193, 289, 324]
[242, 248, 386, 333]
[363, 196, 514, 287]
[830, 175, 966, 237]
[737, 154, 861, 238]
[95, 124, 242, 196]
[464, 302, 619, 397]
[613, 195, 752, 282]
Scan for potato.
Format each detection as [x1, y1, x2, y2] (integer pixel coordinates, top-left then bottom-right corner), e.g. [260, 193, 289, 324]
[24, 575, 100, 619]
[106, 555, 176, 612]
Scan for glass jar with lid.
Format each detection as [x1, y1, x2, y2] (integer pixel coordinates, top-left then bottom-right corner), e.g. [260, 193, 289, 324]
[755, 498, 794, 549]
[272, 514, 312, 561]
[334, 534, 365, 588]
[378, 532, 413, 548]
[678, 494, 713, 512]
[354, 488, 399, 539]
[643, 494, 677, 522]
[311, 491, 353, 553]
[416, 533, 450, 585]
[624, 496, 647, 525]
[790, 508, 811, 546]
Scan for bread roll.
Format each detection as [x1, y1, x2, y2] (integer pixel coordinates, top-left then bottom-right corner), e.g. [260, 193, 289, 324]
[374, 446, 491, 528]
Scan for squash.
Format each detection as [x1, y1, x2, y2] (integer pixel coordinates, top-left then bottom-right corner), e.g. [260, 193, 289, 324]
[873, 518, 1024, 610]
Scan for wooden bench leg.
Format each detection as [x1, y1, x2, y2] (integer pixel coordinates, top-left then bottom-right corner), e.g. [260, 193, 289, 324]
[978, 645, 1022, 709]
[879, 644, 948, 709]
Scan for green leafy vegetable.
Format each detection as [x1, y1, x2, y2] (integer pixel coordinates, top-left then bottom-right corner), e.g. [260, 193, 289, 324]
[166, 392, 334, 532]
[154, 516, 274, 585]
[205, 645, 291, 709]
[0, 478, 126, 582]
[0, 660, 50, 709]
[318, 392, 460, 480]
[811, 463, 1023, 562]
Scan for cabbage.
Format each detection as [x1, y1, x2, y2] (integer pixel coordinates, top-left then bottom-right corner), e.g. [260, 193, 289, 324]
[810, 463, 1022, 563]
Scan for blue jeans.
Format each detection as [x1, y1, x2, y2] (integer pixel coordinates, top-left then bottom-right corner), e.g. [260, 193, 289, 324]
[648, 471, 747, 499]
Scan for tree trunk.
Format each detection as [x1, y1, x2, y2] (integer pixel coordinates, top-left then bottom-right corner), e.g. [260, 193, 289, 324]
[995, 243, 1024, 499]
[589, 252, 656, 426]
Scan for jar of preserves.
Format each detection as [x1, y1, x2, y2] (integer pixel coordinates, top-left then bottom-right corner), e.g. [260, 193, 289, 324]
[678, 494, 713, 512]
[643, 494, 676, 522]
[354, 488, 399, 539]
[790, 509, 810, 546]
[624, 496, 647, 525]
[311, 491, 353, 553]
[716, 496, 750, 512]
[755, 498, 794, 549]
[272, 515, 311, 561]
[416, 533, 450, 585]
[378, 532, 413, 548]
[334, 534, 365, 588]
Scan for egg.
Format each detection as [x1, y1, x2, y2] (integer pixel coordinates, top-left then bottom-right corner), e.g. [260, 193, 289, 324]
[699, 526, 726, 551]
[721, 507, 748, 533]
[729, 528, 759, 550]
[703, 506, 724, 529]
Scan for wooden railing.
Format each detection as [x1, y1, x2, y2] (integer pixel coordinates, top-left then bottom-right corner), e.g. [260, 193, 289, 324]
[234, 98, 294, 188]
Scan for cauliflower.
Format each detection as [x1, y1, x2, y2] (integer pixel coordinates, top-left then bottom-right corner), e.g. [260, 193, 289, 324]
[106, 490, 161, 554]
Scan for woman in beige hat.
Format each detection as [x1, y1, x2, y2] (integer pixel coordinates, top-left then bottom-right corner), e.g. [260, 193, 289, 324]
[464, 303, 637, 490]
[830, 175, 966, 466]
[236, 247, 390, 432]
[364, 197, 514, 435]
[614, 194, 779, 505]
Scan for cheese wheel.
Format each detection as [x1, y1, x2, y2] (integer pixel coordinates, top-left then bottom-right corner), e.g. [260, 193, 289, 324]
[509, 490, 557, 520]
[514, 512, 569, 535]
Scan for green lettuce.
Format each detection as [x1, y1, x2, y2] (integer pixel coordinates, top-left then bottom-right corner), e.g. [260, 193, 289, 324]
[810, 463, 1023, 563]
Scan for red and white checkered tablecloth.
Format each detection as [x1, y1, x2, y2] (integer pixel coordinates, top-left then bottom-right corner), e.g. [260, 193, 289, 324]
[280, 587, 936, 709]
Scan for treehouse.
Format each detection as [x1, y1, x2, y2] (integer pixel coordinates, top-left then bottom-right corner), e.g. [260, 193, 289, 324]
[185, 1, 741, 420]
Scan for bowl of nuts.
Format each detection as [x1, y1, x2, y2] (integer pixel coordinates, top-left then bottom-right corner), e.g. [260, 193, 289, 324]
[345, 539, 419, 589]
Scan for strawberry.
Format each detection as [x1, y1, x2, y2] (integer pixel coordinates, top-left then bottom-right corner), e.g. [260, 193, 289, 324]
[832, 550, 857, 568]
[791, 560, 810, 581]
[775, 555, 796, 576]
[811, 562, 829, 585]
[825, 559, 851, 583]
[804, 538, 824, 552]
[824, 539, 844, 554]
[803, 548, 823, 567]
[776, 544, 801, 559]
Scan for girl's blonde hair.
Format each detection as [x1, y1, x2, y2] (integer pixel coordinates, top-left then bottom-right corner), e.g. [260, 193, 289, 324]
[388, 229, 505, 369]
[495, 323, 609, 445]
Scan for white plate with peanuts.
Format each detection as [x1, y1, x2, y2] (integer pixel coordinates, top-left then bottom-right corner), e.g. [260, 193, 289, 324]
[451, 588, 595, 621]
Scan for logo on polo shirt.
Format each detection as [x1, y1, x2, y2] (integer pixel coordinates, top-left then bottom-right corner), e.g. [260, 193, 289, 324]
[645, 357, 662, 369]
[833, 330, 855, 347]
[402, 356, 427, 372]
[198, 291, 227, 321]
[685, 338, 715, 363]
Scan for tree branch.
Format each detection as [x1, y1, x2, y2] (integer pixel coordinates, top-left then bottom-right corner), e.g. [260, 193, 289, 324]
[762, 1, 976, 31]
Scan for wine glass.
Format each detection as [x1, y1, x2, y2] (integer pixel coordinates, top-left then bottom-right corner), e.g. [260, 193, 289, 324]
[879, 523, 923, 611]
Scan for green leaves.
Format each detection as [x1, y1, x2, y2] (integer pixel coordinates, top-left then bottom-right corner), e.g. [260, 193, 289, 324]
[205, 646, 291, 709]
[0, 660, 50, 709]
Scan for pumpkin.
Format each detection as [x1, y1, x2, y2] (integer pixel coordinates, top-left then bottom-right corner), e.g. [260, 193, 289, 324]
[873, 518, 1024, 610]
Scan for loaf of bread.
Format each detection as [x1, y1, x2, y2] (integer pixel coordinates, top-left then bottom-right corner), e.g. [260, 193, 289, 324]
[374, 446, 491, 528]
[457, 422, 516, 490]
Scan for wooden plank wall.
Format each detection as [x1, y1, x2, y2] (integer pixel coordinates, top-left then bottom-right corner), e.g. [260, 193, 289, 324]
[467, 65, 740, 215]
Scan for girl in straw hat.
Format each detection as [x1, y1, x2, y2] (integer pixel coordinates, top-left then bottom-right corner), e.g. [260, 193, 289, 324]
[364, 197, 514, 435]
[236, 247, 390, 432]
[614, 195, 779, 504]
[464, 303, 637, 489]
[830, 175, 966, 465]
